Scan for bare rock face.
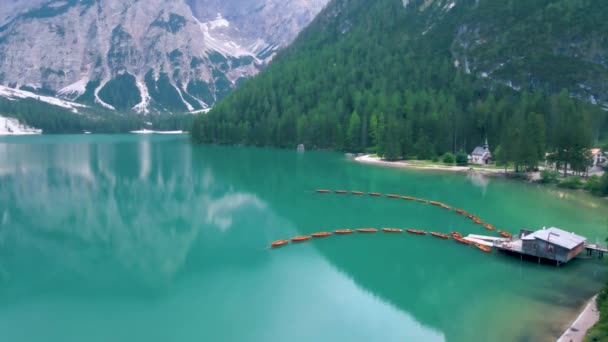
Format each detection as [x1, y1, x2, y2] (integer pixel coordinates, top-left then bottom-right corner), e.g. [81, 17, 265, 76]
[0, 0, 328, 113]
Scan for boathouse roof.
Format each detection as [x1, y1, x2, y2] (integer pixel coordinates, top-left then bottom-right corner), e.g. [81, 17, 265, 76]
[521, 227, 586, 250]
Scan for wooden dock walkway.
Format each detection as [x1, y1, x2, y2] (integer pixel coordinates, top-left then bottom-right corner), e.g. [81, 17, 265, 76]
[462, 236, 494, 247]
[466, 234, 506, 242]
[584, 244, 608, 258]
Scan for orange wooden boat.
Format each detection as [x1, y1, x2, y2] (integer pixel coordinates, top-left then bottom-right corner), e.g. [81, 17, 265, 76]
[430, 232, 450, 239]
[455, 209, 466, 214]
[441, 204, 452, 210]
[351, 191, 364, 195]
[430, 201, 442, 206]
[401, 196, 416, 201]
[335, 190, 348, 194]
[454, 237, 473, 245]
[475, 243, 492, 253]
[270, 239, 289, 248]
[334, 229, 354, 234]
[467, 214, 476, 219]
[381, 228, 403, 233]
[450, 231, 462, 238]
[312, 232, 332, 238]
[473, 218, 483, 225]
[368, 192, 382, 197]
[356, 228, 378, 233]
[386, 194, 400, 198]
[416, 199, 429, 203]
[484, 223, 495, 231]
[316, 189, 330, 193]
[291, 235, 311, 242]
[498, 230, 512, 238]
[406, 228, 427, 235]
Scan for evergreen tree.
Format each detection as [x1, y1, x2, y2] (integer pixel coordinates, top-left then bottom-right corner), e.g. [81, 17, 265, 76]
[347, 110, 362, 152]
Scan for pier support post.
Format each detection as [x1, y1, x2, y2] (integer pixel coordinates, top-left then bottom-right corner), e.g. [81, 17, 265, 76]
[538, 257, 540, 264]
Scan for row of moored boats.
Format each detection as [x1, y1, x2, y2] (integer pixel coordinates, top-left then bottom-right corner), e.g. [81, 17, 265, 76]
[271, 227, 492, 253]
[315, 189, 513, 239]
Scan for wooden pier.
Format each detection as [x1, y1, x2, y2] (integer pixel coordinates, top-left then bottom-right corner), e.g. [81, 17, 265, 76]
[585, 244, 608, 258]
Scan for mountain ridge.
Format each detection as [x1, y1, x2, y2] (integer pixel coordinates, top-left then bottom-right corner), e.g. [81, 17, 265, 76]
[0, 0, 328, 115]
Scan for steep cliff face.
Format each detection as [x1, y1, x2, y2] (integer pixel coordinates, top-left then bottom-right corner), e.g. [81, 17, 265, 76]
[0, 0, 328, 114]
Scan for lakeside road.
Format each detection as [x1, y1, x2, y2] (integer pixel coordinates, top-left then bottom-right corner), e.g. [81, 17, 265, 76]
[557, 295, 599, 342]
[354, 155, 509, 175]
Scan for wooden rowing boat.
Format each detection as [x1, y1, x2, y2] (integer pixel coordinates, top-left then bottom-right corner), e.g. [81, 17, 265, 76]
[473, 219, 483, 225]
[450, 231, 462, 238]
[441, 204, 452, 210]
[406, 228, 427, 235]
[484, 223, 495, 230]
[416, 199, 429, 203]
[368, 192, 382, 197]
[455, 209, 466, 214]
[335, 190, 348, 194]
[401, 196, 416, 200]
[475, 243, 492, 253]
[430, 232, 450, 239]
[291, 235, 311, 242]
[334, 229, 354, 234]
[351, 191, 364, 195]
[430, 201, 442, 206]
[311, 232, 332, 237]
[454, 237, 473, 245]
[381, 228, 403, 233]
[356, 228, 378, 233]
[498, 230, 512, 238]
[316, 189, 330, 193]
[270, 239, 289, 248]
[386, 194, 400, 198]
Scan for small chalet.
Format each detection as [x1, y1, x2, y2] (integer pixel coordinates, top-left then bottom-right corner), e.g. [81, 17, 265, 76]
[469, 138, 492, 165]
[519, 227, 586, 263]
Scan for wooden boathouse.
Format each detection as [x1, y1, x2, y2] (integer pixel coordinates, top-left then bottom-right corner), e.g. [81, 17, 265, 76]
[493, 227, 587, 266]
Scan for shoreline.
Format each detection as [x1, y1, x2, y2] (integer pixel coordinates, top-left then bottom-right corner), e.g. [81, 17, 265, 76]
[354, 154, 509, 176]
[557, 295, 599, 342]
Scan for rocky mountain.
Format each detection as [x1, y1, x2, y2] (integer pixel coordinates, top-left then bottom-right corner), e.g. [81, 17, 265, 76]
[0, 0, 327, 114]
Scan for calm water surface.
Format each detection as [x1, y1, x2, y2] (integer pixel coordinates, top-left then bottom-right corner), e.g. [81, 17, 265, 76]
[0, 134, 607, 342]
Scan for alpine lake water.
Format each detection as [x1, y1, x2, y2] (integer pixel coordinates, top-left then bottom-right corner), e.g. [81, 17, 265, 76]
[0, 134, 607, 342]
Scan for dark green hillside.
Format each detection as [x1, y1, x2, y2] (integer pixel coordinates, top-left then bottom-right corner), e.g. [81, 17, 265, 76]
[193, 0, 608, 170]
[98, 73, 141, 111]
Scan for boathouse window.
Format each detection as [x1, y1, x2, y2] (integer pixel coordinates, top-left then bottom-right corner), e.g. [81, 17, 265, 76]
[547, 245, 554, 253]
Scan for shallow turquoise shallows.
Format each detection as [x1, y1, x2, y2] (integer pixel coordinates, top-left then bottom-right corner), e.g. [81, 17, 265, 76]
[0, 134, 607, 342]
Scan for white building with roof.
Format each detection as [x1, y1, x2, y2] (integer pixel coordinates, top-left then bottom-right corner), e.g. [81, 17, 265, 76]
[469, 138, 492, 165]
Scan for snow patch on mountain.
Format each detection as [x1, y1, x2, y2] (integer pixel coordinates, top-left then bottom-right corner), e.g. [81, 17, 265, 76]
[57, 77, 89, 100]
[0, 85, 87, 113]
[173, 83, 195, 112]
[0, 115, 42, 135]
[208, 14, 230, 29]
[198, 18, 258, 58]
[133, 80, 151, 114]
[93, 80, 116, 111]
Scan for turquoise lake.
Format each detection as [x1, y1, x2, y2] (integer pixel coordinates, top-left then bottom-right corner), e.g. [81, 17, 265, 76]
[0, 134, 607, 341]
